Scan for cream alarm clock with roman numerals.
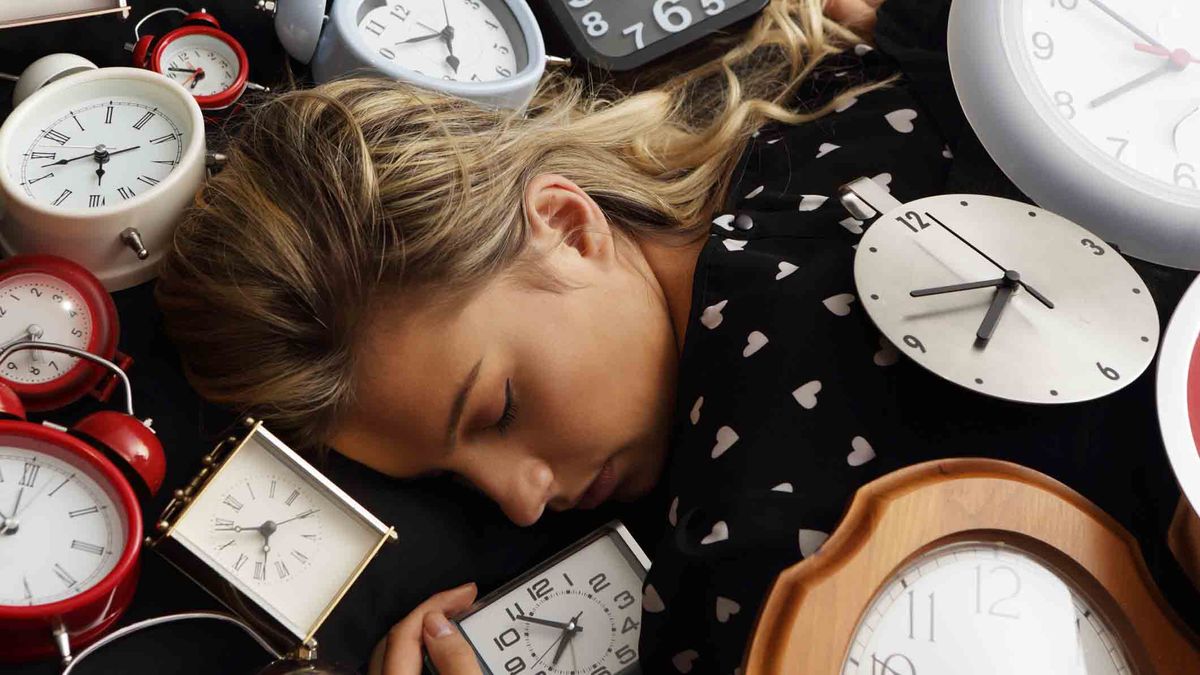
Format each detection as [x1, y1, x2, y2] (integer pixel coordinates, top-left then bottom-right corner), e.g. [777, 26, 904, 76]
[151, 419, 397, 656]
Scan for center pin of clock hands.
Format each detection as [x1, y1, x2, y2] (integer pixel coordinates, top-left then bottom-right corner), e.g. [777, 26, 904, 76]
[40, 144, 140, 169]
[551, 611, 584, 667]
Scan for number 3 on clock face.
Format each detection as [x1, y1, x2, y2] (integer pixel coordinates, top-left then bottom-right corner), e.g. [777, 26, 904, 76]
[452, 522, 650, 674]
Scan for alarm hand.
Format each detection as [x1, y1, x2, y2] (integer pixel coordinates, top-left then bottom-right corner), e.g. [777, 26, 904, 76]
[924, 212, 1055, 309]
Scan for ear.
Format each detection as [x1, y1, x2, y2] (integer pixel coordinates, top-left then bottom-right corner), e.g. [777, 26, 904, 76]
[524, 173, 615, 265]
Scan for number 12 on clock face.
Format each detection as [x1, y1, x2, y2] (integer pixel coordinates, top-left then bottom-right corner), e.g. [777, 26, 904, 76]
[450, 522, 651, 674]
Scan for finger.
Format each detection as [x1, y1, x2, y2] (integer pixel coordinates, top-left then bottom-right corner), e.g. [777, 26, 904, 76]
[368, 636, 387, 675]
[424, 611, 483, 675]
[382, 583, 479, 675]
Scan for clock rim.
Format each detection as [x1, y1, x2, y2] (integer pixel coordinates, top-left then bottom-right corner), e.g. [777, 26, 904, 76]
[0, 420, 142, 618]
[947, 0, 1200, 271]
[150, 24, 251, 111]
[1157, 276, 1200, 515]
[742, 458, 1200, 675]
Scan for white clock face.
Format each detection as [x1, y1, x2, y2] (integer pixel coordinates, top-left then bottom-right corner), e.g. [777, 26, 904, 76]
[843, 541, 1134, 675]
[855, 193, 1159, 404]
[0, 272, 93, 385]
[160, 34, 241, 97]
[459, 530, 646, 674]
[358, 0, 520, 83]
[0, 442, 127, 606]
[170, 430, 383, 639]
[8, 96, 184, 210]
[1016, 0, 1199, 195]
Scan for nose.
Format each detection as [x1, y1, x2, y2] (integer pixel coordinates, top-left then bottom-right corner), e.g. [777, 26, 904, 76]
[461, 457, 554, 527]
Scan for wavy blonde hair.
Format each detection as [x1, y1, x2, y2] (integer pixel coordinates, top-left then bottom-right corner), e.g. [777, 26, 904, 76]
[156, 0, 885, 451]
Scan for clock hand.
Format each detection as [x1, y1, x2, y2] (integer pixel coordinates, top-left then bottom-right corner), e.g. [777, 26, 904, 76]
[568, 635, 578, 672]
[441, 0, 451, 29]
[551, 612, 584, 666]
[513, 614, 583, 632]
[273, 508, 320, 526]
[41, 144, 141, 168]
[1086, 0, 1166, 50]
[910, 277, 1006, 298]
[530, 632, 565, 670]
[397, 32, 444, 45]
[924, 212, 1055, 309]
[976, 274, 1019, 342]
[1134, 43, 1199, 66]
[1090, 61, 1175, 109]
[168, 67, 199, 73]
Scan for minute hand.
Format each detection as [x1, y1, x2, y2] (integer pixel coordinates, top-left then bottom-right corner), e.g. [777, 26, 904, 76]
[1087, 0, 1165, 49]
[924, 212, 1055, 309]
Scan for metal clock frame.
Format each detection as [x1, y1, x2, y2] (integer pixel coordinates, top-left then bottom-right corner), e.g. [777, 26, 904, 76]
[150, 418, 398, 658]
[447, 520, 651, 675]
[539, 0, 768, 71]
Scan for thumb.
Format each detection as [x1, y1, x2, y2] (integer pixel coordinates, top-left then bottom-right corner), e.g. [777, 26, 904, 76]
[423, 611, 483, 675]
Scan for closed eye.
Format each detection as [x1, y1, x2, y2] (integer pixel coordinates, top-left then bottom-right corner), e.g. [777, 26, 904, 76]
[495, 378, 517, 433]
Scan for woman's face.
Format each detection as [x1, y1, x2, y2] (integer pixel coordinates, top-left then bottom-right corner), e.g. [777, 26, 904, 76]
[330, 175, 680, 526]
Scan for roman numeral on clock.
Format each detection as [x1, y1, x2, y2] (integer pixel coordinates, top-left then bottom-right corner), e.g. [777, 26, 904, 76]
[117, 186, 136, 200]
[223, 494, 244, 511]
[234, 553, 248, 571]
[52, 189, 72, 206]
[284, 489, 300, 506]
[217, 539, 235, 551]
[53, 563, 77, 587]
[105, 105, 113, 124]
[68, 505, 99, 518]
[137, 175, 159, 187]
[275, 561, 290, 579]
[290, 550, 308, 563]
[89, 195, 105, 207]
[24, 173, 53, 185]
[365, 19, 385, 35]
[29, 151, 55, 160]
[19, 462, 39, 487]
[150, 133, 176, 144]
[71, 113, 85, 131]
[133, 112, 155, 130]
[254, 562, 265, 581]
[71, 540, 104, 555]
[43, 129, 70, 145]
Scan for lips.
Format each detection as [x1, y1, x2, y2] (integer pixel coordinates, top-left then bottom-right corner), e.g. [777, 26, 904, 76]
[576, 459, 618, 510]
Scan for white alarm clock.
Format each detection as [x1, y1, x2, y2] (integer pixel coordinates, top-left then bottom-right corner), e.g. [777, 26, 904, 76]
[948, 0, 1200, 270]
[259, 0, 546, 110]
[447, 522, 650, 675]
[0, 66, 206, 291]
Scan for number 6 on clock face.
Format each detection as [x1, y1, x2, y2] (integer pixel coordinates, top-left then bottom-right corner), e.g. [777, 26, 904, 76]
[449, 522, 650, 674]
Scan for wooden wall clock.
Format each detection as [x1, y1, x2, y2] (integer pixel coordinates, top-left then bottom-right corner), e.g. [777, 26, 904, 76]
[744, 459, 1200, 675]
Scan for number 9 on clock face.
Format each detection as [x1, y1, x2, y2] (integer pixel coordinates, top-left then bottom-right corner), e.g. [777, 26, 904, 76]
[453, 522, 650, 674]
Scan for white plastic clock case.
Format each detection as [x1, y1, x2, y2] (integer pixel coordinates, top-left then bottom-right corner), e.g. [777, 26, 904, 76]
[312, 0, 546, 110]
[948, 0, 1200, 271]
[1157, 277, 1200, 514]
[0, 68, 206, 291]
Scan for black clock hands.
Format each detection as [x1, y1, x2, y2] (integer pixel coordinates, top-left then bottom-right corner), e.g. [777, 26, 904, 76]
[41, 144, 141, 168]
[976, 272, 1021, 342]
[923, 212, 1055, 309]
[551, 612, 583, 666]
[514, 614, 582, 631]
[911, 277, 1007, 298]
[398, 32, 443, 45]
[1086, 0, 1166, 50]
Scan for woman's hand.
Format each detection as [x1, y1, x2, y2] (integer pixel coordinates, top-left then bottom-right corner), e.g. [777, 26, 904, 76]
[367, 583, 483, 675]
[824, 0, 887, 39]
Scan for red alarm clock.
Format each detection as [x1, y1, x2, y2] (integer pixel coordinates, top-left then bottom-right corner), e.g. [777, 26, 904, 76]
[129, 8, 250, 111]
[1159, 276, 1200, 515]
[0, 343, 164, 666]
[0, 255, 129, 412]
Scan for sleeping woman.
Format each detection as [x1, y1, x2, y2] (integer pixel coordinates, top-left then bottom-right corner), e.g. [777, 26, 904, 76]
[152, 0, 1154, 672]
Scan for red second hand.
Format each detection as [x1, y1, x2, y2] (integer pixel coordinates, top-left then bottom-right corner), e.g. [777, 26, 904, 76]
[1135, 42, 1199, 67]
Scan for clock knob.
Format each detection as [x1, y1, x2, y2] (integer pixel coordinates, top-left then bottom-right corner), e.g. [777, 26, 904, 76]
[73, 411, 166, 498]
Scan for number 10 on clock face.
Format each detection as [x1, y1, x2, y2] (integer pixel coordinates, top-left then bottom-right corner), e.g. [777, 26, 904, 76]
[453, 523, 650, 674]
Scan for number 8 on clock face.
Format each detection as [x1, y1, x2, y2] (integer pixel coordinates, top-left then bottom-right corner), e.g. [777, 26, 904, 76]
[451, 522, 650, 674]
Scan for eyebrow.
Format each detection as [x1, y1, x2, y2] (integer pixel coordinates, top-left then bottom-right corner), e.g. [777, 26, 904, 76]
[446, 357, 483, 447]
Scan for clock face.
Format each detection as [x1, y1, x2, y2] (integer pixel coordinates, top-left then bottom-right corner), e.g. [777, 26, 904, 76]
[1015, 0, 1198, 196]
[1156, 276, 1200, 514]
[553, 0, 755, 58]
[7, 95, 184, 210]
[843, 541, 1134, 675]
[458, 527, 647, 674]
[159, 34, 241, 97]
[854, 193, 1159, 404]
[357, 0, 521, 83]
[170, 430, 384, 639]
[0, 442, 127, 606]
[0, 272, 93, 385]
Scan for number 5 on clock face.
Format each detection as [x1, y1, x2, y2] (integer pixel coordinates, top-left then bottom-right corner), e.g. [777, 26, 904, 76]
[451, 522, 650, 674]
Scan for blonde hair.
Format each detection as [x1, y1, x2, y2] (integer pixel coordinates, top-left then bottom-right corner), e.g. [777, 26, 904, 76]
[156, 0, 885, 451]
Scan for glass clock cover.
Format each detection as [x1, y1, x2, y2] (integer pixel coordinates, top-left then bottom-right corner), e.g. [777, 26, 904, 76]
[456, 523, 649, 674]
[844, 541, 1135, 675]
[158, 33, 243, 98]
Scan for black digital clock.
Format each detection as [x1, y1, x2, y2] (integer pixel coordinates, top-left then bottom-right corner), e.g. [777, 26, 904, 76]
[538, 0, 770, 72]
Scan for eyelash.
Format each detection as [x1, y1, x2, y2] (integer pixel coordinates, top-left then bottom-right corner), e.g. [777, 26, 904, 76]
[495, 378, 518, 434]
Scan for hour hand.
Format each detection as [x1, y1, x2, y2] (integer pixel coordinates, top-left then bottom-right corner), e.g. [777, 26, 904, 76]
[911, 277, 1006, 298]
[976, 284, 1016, 342]
[513, 614, 582, 632]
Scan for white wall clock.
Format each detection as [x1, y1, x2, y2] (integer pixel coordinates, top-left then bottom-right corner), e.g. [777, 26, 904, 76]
[840, 176, 1159, 404]
[261, 0, 546, 110]
[948, 0, 1200, 271]
[1158, 275, 1200, 515]
[0, 66, 206, 291]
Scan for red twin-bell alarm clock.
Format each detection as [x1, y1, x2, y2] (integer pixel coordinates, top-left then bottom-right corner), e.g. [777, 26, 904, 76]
[0, 255, 130, 412]
[130, 8, 251, 111]
[0, 343, 164, 665]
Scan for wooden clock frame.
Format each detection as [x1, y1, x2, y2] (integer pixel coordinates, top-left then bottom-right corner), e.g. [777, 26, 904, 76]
[743, 458, 1200, 674]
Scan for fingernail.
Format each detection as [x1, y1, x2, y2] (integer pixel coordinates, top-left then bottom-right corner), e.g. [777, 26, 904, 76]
[425, 612, 453, 639]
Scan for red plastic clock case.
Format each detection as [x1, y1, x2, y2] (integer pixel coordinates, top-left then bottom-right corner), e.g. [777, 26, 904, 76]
[130, 10, 250, 111]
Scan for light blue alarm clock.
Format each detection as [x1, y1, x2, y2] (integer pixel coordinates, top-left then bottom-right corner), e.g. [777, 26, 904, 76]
[260, 0, 546, 110]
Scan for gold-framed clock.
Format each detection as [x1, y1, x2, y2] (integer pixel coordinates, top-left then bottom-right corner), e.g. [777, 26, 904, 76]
[744, 458, 1200, 674]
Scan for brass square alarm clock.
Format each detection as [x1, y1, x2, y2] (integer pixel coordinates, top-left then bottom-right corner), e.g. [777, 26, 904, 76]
[151, 419, 397, 657]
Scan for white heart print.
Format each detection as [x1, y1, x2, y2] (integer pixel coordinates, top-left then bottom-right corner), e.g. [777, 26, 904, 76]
[798, 195, 828, 212]
[799, 529, 830, 557]
[792, 380, 822, 409]
[815, 142, 840, 158]
[715, 597, 741, 623]
[712, 214, 735, 231]
[942, 145, 954, 159]
[771, 482, 794, 493]
[847, 436, 876, 466]
[700, 300, 727, 329]
[673, 650, 700, 673]
[643, 584, 666, 613]
[668, 496, 679, 526]
[766, 137, 781, 145]
[873, 337, 899, 366]
[700, 520, 729, 545]
[722, 238, 747, 252]
[839, 216, 864, 235]
[885, 108, 918, 133]
[823, 293, 856, 316]
[711, 426, 739, 459]
[776, 261, 798, 280]
[745, 185, 765, 199]
[743, 331, 768, 357]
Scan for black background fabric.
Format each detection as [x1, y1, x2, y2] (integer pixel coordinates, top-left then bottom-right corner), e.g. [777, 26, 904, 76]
[1, 1, 1197, 674]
